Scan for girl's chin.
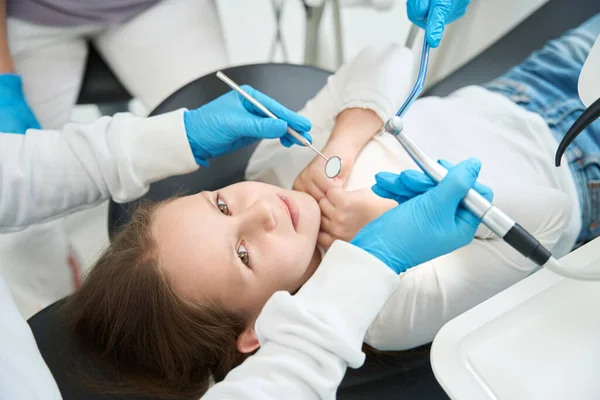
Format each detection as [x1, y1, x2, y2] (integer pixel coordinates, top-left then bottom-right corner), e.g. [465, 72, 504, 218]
[296, 192, 322, 229]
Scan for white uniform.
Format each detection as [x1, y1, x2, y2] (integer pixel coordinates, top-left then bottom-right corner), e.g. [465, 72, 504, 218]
[0, 110, 401, 399]
[4, 0, 228, 319]
[247, 44, 579, 350]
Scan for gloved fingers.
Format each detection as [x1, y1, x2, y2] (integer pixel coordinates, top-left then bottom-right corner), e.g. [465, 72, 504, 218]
[425, 0, 451, 47]
[238, 117, 289, 140]
[446, 0, 470, 23]
[406, 0, 429, 29]
[455, 206, 483, 232]
[474, 181, 493, 202]
[438, 159, 493, 202]
[435, 157, 481, 208]
[280, 135, 293, 148]
[373, 170, 434, 202]
[280, 131, 313, 148]
[240, 85, 312, 133]
[372, 184, 419, 204]
[396, 170, 436, 193]
[372, 184, 400, 202]
[376, 170, 432, 190]
[227, 136, 260, 154]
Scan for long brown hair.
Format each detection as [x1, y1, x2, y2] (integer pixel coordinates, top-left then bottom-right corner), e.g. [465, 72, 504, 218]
[63, 200, 420, 399]
[63, 200, 252, 399]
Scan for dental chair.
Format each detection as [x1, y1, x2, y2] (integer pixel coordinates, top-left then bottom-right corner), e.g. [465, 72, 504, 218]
[27, 0, 600, 398]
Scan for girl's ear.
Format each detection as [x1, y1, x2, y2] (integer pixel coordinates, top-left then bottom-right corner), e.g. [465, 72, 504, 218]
[237, 325, 259, 354]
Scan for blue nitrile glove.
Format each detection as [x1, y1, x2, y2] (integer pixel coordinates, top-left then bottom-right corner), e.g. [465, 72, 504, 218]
[184, 85, 312, 166]
[372, 159, 492, 204]
[351, 158, 492, 274]
[0, 74, 41, 134]
[406, 0, 471, 47]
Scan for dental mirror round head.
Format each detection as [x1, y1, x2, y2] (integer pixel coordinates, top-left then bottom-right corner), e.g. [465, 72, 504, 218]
[325, 156, 342, 179]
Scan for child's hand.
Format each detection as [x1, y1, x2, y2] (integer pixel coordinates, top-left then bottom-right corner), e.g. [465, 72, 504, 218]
[317, 188, 395, 250]
[293, 108, 382, 201]
[292, 148, 344, 201]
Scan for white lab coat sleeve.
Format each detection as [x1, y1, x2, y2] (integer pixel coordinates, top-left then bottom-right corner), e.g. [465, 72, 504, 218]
[202, 240, 400, 400]
[365, 186, 572, 350]
[0, 109, 198, 232]
[0, 275, 61, 399]
[245, 43, 414, 189]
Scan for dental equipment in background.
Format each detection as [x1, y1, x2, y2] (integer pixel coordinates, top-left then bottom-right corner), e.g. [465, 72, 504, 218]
[216, 71, 343, 179]
[557, 32, 600, 164]
[383, 38, 600, 281]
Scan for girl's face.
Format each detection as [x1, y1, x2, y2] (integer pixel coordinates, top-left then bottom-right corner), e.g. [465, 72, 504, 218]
[152, 182, 322, 319]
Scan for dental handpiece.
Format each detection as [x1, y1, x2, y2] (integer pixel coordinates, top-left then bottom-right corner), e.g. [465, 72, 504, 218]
[389, 37, 559, 269]
[384, 116, 564, 268]
[386, 28, 599, 280]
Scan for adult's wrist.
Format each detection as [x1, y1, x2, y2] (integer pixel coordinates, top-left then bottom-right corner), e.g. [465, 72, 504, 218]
[183, 110, 210, 167]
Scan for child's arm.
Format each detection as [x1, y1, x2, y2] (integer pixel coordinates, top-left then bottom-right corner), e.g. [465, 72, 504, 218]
[245, 44, 414, 191]
[293, 108, 384, 201]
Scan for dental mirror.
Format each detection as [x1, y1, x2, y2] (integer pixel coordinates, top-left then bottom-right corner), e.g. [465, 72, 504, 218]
[325, 156, 342, 179]
[215, 70, 343, 179]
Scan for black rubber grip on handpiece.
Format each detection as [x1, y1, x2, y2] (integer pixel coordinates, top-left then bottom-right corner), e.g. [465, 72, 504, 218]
[503, 224, 552, 266]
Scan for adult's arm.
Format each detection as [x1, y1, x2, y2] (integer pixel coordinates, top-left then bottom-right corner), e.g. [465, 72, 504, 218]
[203, 241, 400, 399]
[366, 186, 572, 350]
[0, 110, 198, 232]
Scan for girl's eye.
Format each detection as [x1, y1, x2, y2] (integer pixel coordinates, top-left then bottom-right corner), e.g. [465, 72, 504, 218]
[217, 197, 229, 216]
[238, 242, 249, 266]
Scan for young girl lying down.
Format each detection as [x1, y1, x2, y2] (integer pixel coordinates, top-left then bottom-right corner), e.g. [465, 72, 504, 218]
[65, 14, 600, 399]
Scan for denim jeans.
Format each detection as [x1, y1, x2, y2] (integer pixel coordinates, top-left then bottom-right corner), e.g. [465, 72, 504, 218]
[484, 13, 600, 245]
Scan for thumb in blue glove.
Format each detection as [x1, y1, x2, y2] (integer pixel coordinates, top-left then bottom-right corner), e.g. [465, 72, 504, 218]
[184, 85, 312, 166]
[0, 74, 41, 134]
[351, 158, 492, 274]
[406, 0, 471, 47]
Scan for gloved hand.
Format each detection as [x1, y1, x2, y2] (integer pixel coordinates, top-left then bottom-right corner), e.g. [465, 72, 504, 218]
[351, 158, 493, 274]
[184, 85, 312, 166]
[406, 0, 471, 48]
[0, 74, 41, 134]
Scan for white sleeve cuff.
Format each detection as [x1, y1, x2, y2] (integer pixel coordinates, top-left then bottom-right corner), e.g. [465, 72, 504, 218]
[255, 241, 399, 369]
[338, 88, 398, 123]
[293, 241, 399, 349]
[112, 109, 198, 203]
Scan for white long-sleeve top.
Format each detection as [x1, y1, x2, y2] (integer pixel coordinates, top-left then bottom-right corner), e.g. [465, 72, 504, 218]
[246, 43, 582, 350]
[0, 110, 198, 232]
[0, 110, 400, 399]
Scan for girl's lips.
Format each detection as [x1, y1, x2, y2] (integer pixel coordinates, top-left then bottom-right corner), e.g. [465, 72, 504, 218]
[278, 195, 299, 232]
